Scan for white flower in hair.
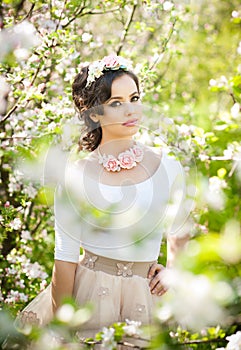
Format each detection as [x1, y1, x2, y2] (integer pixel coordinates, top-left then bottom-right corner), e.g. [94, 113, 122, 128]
[86, 54, 132, 87]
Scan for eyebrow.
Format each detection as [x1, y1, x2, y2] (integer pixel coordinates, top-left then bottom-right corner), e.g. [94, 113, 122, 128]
[107, 91, 139, 101]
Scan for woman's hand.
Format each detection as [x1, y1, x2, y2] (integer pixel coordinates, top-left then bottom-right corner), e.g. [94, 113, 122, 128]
[148, 262, 168, 296]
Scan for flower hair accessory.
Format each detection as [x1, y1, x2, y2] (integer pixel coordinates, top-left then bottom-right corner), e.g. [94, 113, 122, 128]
[98, 143, 144, 172]
[86, 54, 132, 88]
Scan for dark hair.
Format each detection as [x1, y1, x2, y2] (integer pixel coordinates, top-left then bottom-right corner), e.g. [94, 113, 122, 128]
[72, 67, 140, 151]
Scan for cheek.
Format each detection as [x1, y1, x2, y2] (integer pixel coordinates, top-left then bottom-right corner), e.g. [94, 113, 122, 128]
[102, 107, 124, 121]
[136, 103, 142, 113]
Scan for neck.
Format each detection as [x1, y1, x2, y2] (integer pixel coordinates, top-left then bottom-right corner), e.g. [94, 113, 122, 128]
[98, 138, 135, 156]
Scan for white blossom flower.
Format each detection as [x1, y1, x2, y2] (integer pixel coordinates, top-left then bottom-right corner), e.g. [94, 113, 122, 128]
[231, 103, 240, 118]
[209, 76, 228, 88]
[177, 124, 191, 136]
[199, 153, 209, 161]
[209, 176, 227, 192]
[123, 319, 142, 337]
[232, 10, 240, 18]
[47, 121, 57, 131]
[163, 1, 174, 11]
[0, 21, 40, 61]
[16, 279, 25, 289]
[86, 55, 132, 87]
[24, 119, 34, 129]
[14, 48, 29, 60]
[224, 144, 235, 159]
[209, 78, 217, 86]
[21, 230, 32, 241]
[226, 331, 241, 350]
[101, 327, 117, 350]
[9, 218, 22, 230]
[82, 32, 92, 43]
[156, 268, 225, 330]
[56, 304, 75, 322]
[41, 229, 48, 238]
[22, 184, 38, 199]
[6, 267, 17, 275]
[19, 292, 28, 302]
[206, 176, 227, 210]
[23, 261, 48, 279]
[5, 290, 28, 303]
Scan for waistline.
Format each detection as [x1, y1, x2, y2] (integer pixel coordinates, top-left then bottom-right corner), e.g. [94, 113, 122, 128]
[79, 249, 156, 278]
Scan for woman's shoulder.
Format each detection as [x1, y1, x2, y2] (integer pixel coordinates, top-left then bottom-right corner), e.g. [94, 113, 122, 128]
[146, 145, 185, 178]
[67, 152, 97, 176]
[143, 144, 162, 162]
[144, 144, 177, 165]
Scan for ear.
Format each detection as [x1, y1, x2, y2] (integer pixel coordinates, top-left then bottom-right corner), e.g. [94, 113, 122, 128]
[89, 113, 100, 124]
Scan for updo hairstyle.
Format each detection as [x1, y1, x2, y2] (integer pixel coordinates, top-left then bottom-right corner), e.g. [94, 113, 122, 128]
[72, 66, 140, 151]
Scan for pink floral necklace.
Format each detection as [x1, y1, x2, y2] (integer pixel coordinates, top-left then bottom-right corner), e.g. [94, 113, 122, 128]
[97, 143, 144, 172]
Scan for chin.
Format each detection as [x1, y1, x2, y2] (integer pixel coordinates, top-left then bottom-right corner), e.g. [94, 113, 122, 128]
[123, 124, 139, 132]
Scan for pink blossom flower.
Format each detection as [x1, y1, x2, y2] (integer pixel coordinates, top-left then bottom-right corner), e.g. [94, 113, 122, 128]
[103, 54, 119, 68]
[103, 156, 120, 172]
[118, 151, 136, 169]
[131, 145, 144, 162]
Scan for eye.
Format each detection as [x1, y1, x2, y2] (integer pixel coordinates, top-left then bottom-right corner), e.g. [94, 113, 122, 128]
[131, 95, 140, 102]
[109, 101, 122, 108]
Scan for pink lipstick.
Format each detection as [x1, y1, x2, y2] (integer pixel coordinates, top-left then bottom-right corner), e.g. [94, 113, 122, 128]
[122, 119, 138, 127]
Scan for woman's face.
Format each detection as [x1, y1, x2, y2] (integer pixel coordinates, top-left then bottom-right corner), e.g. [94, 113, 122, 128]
[97, 74, 142, 140]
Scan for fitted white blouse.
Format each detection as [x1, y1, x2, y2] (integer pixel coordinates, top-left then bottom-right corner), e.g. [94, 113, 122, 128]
[54, 149, 189, 263]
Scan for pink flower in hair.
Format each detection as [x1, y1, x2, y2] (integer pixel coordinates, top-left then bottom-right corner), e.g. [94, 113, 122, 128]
[86, 55, 132, 87]
[103, 54, 119, 68]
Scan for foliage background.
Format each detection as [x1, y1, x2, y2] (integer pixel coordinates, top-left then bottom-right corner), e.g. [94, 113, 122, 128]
[0, 0, 241, 348]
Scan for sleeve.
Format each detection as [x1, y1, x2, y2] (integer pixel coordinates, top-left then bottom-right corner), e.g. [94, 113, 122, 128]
[54, 184, 82, 263]
[165, 154, 195, 237]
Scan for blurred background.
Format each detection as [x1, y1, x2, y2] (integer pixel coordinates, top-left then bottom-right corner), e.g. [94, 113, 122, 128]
[0, 0, 241, 349]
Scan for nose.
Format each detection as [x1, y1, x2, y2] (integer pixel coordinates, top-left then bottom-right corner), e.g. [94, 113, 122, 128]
[124, 102, 136, 116]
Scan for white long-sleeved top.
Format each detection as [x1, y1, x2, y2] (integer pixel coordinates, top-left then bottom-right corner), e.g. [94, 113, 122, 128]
[54, 149, 191, 263]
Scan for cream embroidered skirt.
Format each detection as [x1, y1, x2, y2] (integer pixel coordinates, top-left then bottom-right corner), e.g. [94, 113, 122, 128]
[17, 251, 160, 340]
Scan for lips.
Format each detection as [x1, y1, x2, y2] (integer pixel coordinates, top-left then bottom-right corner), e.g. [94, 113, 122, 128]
[122, 119, 139, 127]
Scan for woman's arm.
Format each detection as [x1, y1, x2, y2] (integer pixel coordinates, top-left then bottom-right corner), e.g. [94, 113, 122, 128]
[51, 260, 78, 314]
[166, 233, 189, 268]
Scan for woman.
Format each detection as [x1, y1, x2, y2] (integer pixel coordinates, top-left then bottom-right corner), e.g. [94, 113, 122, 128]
[18, 54, 190, 339]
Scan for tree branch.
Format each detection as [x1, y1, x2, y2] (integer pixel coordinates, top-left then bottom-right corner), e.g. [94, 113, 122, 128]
[149, 18, 177, 72]
[0, 104, 18, 124]
[116, 3, 137, 56]
[62, 6, 120, 29]
[55, 0, 68, 31]
[15, 0, 26, 16]
[0, 2, 4, 29]
[230, 92, 236, 104]
[21, 2, 35, 21]
[180, 337, 227, 346]
[153, 53, 173, 86]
